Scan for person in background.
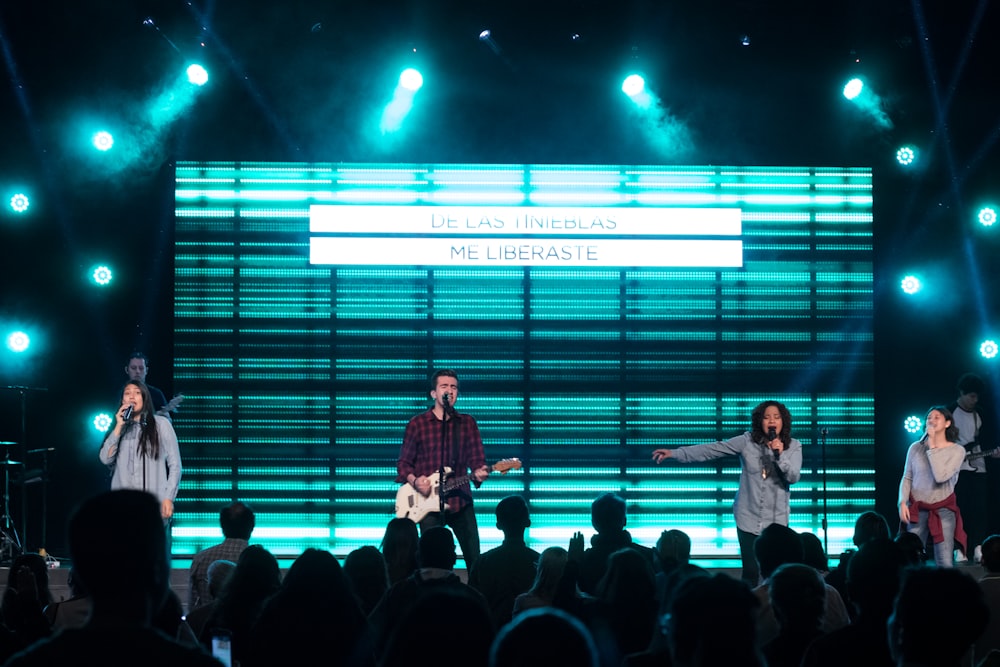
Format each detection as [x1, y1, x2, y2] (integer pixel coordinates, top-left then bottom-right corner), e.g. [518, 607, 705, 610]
[974, 534, 1000, 664]
[576, 493, 657, 594]
[3, 490, 219, 666]
[469, 495, 539, 628]
[949, 373, 995, 562]
[342, 546, 390, 617]
[188, 501, 254, 610]
[888, 568, 988, 667]
[124, 352, 182, 418]
[381, 517, 419, 586]
[653, 400, 803, 585]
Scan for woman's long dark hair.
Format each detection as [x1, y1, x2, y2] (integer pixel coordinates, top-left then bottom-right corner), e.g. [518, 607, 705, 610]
[750, 400, 793, 447]
[105, 380, 161, 460]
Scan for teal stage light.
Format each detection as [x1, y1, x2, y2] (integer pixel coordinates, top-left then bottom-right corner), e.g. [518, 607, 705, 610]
[380, 68, 424, 133]
[91, 265, 113, 286]
[981, 339, 998, 360]
[186, 64, 209, 86]
[5, 331, 30, 353]
[9, 193, 29, 213]
[903, 415, 923, 434]
[622, 74, 646, 98]
[900, 275, 921, 295]
[895, 146, 916, 166]
[978, 207, 996, 227]
[93, 413, 113, 433]
[92, 131, 114, 151]
[399, 68, 423, 92]
[843, 78, 863, 100]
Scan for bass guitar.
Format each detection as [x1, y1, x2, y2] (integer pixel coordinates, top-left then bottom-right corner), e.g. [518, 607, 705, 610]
[395, 458, 522, 523]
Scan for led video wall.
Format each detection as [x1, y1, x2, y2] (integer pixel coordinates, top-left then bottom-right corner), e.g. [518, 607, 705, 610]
[172, 162, 874, 563]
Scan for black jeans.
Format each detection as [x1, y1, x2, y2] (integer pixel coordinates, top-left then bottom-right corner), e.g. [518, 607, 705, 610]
[737, 527, 760, 586]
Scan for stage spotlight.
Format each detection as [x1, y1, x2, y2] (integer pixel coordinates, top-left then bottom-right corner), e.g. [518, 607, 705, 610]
[903, 415, 923, 434]
[92, 413, 113, 433]
[399, 68, 423, 92]
[978, 207, 996, 227]
[843, 78, 863, 100]
[896, 146, 916, 166]
[380, 67, 424, 133]
[981, 339, 998, 360]
[5, 331, 30, 353]
[622, 74, 646, 98]
[478, 29, 502, 56]
[900, 275, 922, 295]
[91, 265, 113, 286]
[92, 131, 114, 152]
[186, 64, 209, 86]
[9, 193, 29, 213]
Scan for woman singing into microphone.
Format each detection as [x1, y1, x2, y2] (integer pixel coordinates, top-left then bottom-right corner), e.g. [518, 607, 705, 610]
[99, 380, 182, 521]
[651, 400, 802, 585]
[897, 406, 966, 567]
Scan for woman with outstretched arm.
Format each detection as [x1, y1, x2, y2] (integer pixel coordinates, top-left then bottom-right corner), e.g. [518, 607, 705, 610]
[652, 400, 802, 585]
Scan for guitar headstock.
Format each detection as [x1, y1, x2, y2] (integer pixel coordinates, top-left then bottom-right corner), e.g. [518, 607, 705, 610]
[493, 458, 522, 475]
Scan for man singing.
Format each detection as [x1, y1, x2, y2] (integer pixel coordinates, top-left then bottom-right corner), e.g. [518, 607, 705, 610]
[397, 369, 489, 569]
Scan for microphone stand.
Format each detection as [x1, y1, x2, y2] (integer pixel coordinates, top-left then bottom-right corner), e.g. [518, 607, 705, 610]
[820, 427, 829, 556]
[26, 448, 55, 566]
[5, 384, 47, 554]
[438, 396, 453, 516]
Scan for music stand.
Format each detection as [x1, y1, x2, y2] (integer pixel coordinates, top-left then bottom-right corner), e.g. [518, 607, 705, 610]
[0, 441, 22, 564]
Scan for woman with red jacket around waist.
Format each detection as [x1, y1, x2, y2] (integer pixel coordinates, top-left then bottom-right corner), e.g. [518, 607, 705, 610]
[898, 406, 967, 567]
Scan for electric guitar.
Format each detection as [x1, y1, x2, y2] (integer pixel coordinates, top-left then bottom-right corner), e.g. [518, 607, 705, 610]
[154, 394, 185, 419]
[395, 458, 522, 523]
[965, 446, 999, 462]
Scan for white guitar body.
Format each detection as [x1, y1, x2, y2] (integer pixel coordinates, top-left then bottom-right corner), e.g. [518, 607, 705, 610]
[395, 468, 452, 523]
[394, 458, 521, 523]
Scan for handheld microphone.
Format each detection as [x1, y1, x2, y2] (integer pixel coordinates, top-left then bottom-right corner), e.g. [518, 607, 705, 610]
[122, 405, 134, 421]
[768, 427, 780, 458]
[441, 392, 451, 406]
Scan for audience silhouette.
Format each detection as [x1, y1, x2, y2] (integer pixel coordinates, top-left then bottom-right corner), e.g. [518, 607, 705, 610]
[198, 544, 281, 665]
[369, 525, 489, 660]
[342, 545, 390, 617]
[468, 495, 540, 628]
[578, 493, 657, 594]
[188, 501, 255, 611]
[9, 494, 990, 667]
[491, 607, 598, 667]
[761, 563, 826, 667]
[247, 548, 374, 667]
[668, 573, 764, 667]
[751, 523, 849, 646]
[975, 534, 1000, 664]
[381, 517, 420, 586]
[4, 489, 219, 666]
[801, 537, 905, 667]
[889, 567, 988, 666]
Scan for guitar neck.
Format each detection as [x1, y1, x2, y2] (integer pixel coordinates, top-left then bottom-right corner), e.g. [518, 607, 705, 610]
[439, 463, 500, 494]
[967, 447, 997, 462]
